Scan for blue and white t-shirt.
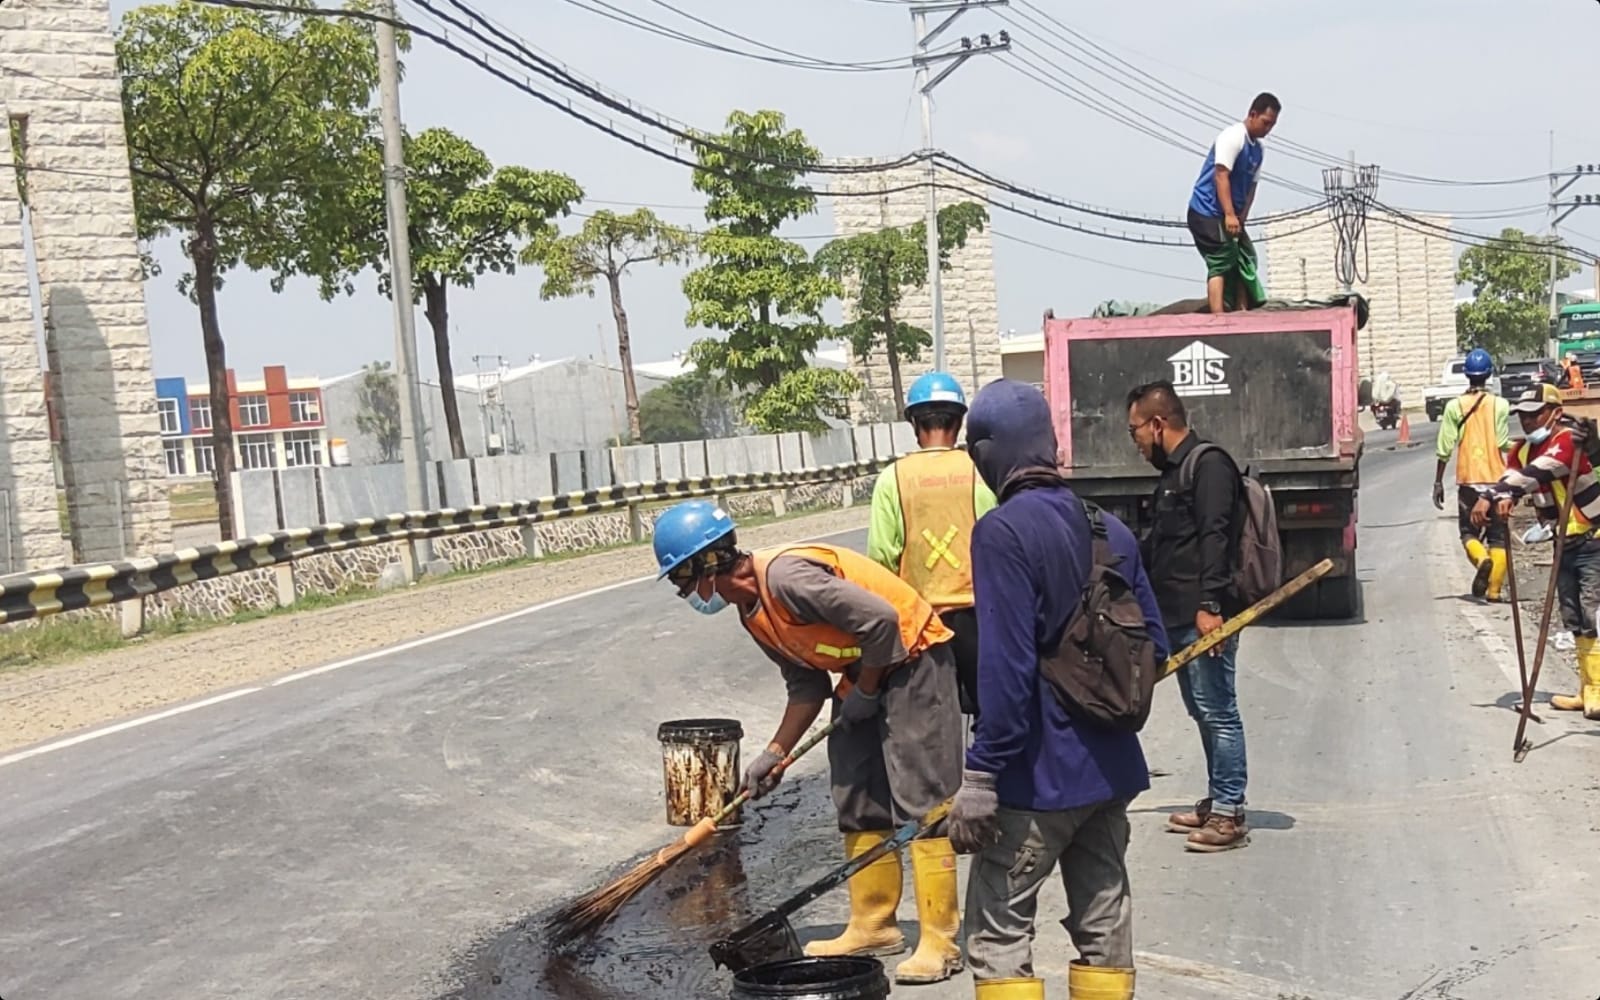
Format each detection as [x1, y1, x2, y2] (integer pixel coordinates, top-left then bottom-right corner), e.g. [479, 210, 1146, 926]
[1189, 122, 1264, 219]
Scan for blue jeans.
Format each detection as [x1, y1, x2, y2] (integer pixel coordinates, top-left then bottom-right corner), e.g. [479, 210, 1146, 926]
[1172, 625, 1247, 814]
[1556, 537, 1600, 638]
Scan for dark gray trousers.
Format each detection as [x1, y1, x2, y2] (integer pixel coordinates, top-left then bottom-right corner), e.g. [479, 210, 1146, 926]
[965, 800, 1135, 979]
[828, 641, 963, 833]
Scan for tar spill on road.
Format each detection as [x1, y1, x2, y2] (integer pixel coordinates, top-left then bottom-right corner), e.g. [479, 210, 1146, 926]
[439, 781, 835, 1000]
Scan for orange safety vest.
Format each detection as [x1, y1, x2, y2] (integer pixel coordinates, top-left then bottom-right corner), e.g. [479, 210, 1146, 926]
[1515, 431, 1596, 538]
[894, 448, 981, 611]
[743, 544, 953, 678]
[1569, 364, 1586, 392]
[1455, 390, 1506, 486]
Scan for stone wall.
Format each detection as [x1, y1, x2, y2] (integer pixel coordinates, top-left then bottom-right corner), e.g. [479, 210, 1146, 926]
[830, 163, 1003, 419]
[0, 0, 171, 563]
[1262, 210, 1458, 403]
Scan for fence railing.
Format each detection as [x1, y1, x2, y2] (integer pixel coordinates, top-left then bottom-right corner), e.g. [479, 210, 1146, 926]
[0, 457, 890, 631]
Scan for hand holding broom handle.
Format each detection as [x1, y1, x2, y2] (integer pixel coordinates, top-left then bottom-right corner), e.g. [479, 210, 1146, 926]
[671, 720, 837, 854]
[1160, 558, 1335, 680]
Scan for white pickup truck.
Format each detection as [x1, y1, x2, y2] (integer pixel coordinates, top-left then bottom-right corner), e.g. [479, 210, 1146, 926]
[1423, 355, 1501, 422]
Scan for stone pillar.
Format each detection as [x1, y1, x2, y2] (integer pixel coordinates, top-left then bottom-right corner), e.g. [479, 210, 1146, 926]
[0, 99, 66, 572]
[1, 0, 172, 563]
[830, 162, 1004, 420]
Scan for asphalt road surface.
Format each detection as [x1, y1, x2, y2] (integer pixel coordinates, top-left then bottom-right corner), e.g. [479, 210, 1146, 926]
[3, 424, 1597, 1000]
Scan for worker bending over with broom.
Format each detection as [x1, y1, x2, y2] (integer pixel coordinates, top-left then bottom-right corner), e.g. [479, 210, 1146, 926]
[868, 371, 997, 720]
[948, 381, 1167, 1000]
[652, 500, 966, 984]
[1474, 384, 1600, 719]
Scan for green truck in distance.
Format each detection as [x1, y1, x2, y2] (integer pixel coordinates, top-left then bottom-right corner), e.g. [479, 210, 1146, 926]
[1554, 301, 1600, 374]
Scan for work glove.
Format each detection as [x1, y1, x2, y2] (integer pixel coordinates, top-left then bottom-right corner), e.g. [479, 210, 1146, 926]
[739, 747, 786, 801]
[837, 686, 882, 729]
[948, 769, 1001, 854]
[1431, 481, 1445, 510]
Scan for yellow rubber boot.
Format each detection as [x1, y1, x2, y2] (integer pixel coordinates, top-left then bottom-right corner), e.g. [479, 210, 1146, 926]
[894, 837, 964, 983]
[975, 978, 1046, 999]
[1580, 635, 1600, 720]
[1068, 962, 1136, 1000]
[804, 831, 906, 958]
[1464, 538, 1491, 597]
[1552, 636, 1592, 712]
[1485, 547, 1508, 602]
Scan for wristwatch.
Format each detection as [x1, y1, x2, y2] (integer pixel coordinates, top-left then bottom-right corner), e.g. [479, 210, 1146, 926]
[1198, 601, 1222, 615]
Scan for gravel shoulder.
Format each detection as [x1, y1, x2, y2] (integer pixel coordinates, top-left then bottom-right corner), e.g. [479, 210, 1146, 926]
[0, 507, 867, 754]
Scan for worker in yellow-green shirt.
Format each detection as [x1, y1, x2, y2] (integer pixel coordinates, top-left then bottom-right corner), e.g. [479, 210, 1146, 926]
[1431, 348, 1512, 601]
[869, 372, 997, 719]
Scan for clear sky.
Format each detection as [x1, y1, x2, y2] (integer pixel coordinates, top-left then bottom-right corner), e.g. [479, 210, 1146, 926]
[108, 0, 1597, 385]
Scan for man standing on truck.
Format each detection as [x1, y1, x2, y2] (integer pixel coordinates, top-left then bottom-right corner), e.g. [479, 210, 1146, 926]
[868, 372, 997, 723]
[1187, 93, 1280, 315]
[1126, 380, 1251, 852]
[1473, 385, 1600, 720]
[1432, 347, 1512, 602]
[951, 379, 1165, 1000]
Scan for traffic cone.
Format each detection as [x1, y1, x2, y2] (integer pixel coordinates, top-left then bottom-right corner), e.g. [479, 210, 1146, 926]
[1398, 413, 1411, 445]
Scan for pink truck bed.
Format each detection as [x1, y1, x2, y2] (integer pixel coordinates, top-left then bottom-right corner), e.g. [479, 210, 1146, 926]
[1042, 306, 1363, 473]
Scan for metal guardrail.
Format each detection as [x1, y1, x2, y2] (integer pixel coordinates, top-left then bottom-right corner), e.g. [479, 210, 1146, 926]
[0, 458, 889, 626]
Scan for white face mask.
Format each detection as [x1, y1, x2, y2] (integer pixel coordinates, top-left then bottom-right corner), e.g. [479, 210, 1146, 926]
[686, 587, 728, 616]
[1528, 424, 1553, 445]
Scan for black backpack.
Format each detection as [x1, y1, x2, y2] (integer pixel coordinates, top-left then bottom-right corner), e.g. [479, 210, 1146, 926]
[1038, 500, 1162, 733]
[1176, 443, 1284, 605]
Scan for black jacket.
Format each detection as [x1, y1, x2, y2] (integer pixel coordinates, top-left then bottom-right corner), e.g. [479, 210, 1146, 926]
[1142, 432, 1241, 629]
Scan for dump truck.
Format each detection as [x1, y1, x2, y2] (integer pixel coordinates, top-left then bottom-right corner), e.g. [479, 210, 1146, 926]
[1040, 298, 1366, 620]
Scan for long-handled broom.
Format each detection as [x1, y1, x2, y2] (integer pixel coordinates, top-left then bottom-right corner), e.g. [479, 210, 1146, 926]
[546, 719, 837, 946]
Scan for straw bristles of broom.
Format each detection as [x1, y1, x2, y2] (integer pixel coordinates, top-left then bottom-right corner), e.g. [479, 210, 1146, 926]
[545, 816, 717, 946]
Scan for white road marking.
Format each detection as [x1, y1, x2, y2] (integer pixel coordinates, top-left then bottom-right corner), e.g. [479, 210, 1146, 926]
[0, 688, 262, 768]
[0, 523, 867, 767]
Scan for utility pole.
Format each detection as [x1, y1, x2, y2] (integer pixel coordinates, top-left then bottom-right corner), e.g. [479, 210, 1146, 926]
[1547, 162, 1600, 353]
[376, 0, 433, 577]
[910, 2, 1009, 372]
[1321, 155, 1381, 296]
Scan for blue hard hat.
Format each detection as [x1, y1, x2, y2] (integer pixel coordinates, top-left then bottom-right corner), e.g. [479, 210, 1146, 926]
[906, 371, 967, 413]
[652, 500, 736, 579]
[1464, 348, 1493, 378]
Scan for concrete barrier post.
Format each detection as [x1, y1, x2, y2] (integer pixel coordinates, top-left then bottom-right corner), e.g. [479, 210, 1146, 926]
[272, 563, 296, 609]
[628, 501, 644, 543]
[771, 491, 787, 518]
[520, 523, 544, 559]
[841, 481, 855, 508]
[118, 596, 145, 639]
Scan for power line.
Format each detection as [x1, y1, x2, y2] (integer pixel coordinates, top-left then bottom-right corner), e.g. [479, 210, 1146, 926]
[638, 0, 912, 70]
[992, 228, 1193, 281]
[1369, 202, 1600, 266]
[552, 0, 915, 72]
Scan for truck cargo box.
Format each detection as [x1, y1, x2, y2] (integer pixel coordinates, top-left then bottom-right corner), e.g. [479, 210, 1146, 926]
[1043, 305, 1362, 475]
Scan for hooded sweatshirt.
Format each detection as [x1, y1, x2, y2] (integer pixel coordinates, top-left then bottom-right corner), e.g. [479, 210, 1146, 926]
[965, 380, 1162, 811]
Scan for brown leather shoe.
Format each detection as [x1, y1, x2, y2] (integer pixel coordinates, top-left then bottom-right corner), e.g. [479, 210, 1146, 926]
[1185, 813, 1250, 852]
[1166, 798, 1211, 833]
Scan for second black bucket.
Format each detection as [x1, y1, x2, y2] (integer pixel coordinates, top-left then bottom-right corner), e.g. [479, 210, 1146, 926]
[729, 957, 890, 1000]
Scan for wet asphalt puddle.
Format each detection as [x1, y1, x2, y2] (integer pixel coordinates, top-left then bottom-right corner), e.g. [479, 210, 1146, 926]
[439, 780, 837, 999]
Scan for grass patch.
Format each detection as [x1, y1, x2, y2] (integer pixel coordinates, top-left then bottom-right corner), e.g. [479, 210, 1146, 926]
[0, 616, 126, 673]
[168, 480, 220, 525]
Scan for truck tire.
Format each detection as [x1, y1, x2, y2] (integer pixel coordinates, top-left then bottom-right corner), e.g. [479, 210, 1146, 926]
[1316, 573, 1362, 621]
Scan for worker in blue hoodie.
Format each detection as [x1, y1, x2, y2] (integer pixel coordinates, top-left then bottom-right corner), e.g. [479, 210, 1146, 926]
[949, 380, 1167, 1000]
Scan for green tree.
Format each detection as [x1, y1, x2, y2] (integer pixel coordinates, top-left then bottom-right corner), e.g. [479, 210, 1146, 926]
[355, 360, 400, 463]
[682, 109, 858, 433]
[119, 1, 379, 537]
[638, 370, 739, 444]
[526, 208, 695, 441]
[1456, 227, 1579, 360]
[346, 127, 582, 459]
[815, 201, 988, 413]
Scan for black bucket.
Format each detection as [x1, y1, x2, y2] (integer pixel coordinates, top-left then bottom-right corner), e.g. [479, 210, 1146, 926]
[729, 957, 890, 1000]
[658, 718, 744, 827]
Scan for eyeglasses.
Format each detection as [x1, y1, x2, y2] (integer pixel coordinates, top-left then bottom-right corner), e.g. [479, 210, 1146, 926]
[667, 547, 738, 587]
[1127, 417, 1156, 439]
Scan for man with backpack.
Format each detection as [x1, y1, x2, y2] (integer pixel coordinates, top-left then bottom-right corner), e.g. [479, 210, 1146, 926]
[1126, 379, 1261, 853]
[1431, 347, 1511, 602]
[949, 380, 1167, 1000]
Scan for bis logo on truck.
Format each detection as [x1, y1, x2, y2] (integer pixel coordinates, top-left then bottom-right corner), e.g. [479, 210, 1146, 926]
[1168, 340, 1232, 398]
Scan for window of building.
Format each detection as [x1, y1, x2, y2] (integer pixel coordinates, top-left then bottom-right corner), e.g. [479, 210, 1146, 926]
[194, 440, 216, 476]
[190, 395, 212, 431]
[288, 390, 320, 424]
[157, 397, 181, 435]
[283, 430, 323, 468]
[238, 433, 277, 470]
[163, 438, 186, 476]
[238, 394, 269, 427]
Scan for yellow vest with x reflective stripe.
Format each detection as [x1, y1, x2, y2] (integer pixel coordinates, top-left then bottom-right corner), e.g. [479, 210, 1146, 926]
[894, 448, 981, 611]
